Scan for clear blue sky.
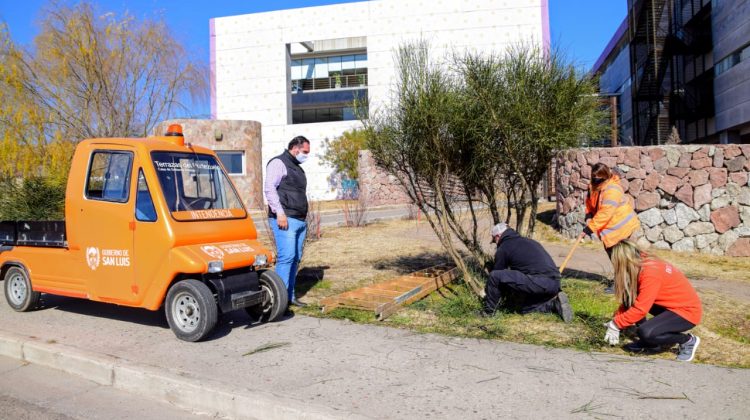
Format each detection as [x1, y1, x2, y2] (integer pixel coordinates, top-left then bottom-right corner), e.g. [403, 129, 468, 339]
[0, 0, 626, 115]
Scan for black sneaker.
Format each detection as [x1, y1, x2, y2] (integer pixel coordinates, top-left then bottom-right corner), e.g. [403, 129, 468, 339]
[478, 309, 496, 318]
[623, 340, 662, 353]
[290, 299, 308, 307]
[553, 292, 574, 323]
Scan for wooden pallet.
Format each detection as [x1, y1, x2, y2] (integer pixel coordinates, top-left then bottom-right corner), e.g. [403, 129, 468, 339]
[320, 265, 458, 320]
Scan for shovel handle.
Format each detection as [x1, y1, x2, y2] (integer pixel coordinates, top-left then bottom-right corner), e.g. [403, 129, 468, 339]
[559, 232, 585, 274]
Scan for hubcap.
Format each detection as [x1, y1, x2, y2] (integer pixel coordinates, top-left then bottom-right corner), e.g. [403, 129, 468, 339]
[172, 292, 201, 333]
[259, 283, 274, 314]
[7, 273, 27, 306]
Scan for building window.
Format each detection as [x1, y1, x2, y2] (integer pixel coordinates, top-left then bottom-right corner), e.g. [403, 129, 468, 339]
[216, 151, 245, 175]
[291, 53, 368, 92]
[715, 42, 750, 76]
[292, 105, 366, 124]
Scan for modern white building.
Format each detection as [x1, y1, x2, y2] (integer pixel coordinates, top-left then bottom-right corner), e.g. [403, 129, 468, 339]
[210, 0, 550, 200]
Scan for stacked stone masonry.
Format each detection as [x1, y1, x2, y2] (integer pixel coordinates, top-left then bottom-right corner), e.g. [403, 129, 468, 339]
[358, 150, 411, 207]
[556, 145, 750, 257]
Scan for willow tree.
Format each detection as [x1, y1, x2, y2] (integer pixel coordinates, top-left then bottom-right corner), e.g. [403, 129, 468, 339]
[0, 2, 206, 218]
[0, 2, 208, 216]
[363, 41, 603, 295]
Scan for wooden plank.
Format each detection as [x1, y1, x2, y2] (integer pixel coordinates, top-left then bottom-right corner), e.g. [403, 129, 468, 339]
[367, 282, 422, 293]
[327, 297, 381, 310]
[376, 268, 458, 320]
[319, 265, 458, 320]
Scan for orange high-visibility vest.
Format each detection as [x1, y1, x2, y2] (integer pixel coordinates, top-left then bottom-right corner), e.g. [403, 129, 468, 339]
[585, 175, 640, 248]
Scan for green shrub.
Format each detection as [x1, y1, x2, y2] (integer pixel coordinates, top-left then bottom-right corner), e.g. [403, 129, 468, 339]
[0, 177, 66, 220]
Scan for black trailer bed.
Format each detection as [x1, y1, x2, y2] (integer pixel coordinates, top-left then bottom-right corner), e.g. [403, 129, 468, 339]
[0, 221, 67, 248]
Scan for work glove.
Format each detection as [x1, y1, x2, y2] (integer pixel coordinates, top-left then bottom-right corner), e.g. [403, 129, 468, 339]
[582, 225, 593, 236]
[604, 320, 620, 346]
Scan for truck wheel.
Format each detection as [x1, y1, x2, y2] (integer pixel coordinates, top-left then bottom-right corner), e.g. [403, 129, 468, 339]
[165, 279, 218, 342]
[4, 266, 41, 312]
[246, 270, 288, 323]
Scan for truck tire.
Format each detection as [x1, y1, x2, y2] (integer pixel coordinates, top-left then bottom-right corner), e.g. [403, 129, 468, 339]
[4, 266, 41, 312]
[245, 270, 288, 323]
[165, 279, 218, 342]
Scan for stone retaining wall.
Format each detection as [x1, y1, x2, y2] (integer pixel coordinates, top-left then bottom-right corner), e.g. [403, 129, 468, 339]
[556, 145, 750, 256]
[358, 150, 411, 206]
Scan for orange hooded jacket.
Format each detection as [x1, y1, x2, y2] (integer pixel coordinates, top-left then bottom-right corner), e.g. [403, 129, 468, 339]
[585, 174, 640, 248]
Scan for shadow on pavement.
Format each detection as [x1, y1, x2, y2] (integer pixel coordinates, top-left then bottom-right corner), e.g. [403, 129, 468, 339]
[34, 293, 281, 342]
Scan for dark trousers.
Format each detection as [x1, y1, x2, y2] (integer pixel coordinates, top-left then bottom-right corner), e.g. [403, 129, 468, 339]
[484, 270, 560, 314]
[636, 305, 695, 346]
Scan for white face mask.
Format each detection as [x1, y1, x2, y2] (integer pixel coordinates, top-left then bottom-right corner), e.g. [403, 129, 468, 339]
[296, 152, 309, 164]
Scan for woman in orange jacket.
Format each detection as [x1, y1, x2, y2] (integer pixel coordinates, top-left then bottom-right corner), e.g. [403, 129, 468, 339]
[584, 163, 641, 258]
[603, 240, 702, 362]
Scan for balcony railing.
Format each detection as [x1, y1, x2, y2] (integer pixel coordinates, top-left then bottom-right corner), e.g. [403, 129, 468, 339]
[292, 74, 368, 92]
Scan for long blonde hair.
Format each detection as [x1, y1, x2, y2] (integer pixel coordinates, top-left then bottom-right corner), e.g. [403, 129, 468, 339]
[610, 240, 650, 308]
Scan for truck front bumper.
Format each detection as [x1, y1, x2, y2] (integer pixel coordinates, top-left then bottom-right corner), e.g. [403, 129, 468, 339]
[204, 267, 265, 313]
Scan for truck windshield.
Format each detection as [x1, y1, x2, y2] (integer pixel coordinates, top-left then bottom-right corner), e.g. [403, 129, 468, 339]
[151, 151, 246, 221]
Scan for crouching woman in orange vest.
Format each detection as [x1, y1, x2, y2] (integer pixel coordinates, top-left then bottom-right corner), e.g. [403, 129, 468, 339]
[603, 241, 703, 362]
[584, 163, 640, 258]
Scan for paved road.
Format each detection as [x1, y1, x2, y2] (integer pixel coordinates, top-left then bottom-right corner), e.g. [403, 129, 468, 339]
[0, 294, 747, 419]
[0, 355, 208, 419]
[251, 205, 412, 232]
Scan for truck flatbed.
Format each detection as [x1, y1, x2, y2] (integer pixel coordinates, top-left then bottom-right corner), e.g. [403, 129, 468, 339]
[0, 221, 67, 248]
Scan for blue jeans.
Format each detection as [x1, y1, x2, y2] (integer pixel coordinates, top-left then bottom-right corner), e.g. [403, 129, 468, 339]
[269, 217, 307, 302]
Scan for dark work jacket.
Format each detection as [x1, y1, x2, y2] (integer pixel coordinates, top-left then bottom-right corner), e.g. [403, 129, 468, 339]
[268, 150, 308, 220]
[493, 228, 560, 280]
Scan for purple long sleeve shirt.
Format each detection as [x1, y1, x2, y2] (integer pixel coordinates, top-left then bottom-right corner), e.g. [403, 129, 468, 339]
[264, 158, 287, 216]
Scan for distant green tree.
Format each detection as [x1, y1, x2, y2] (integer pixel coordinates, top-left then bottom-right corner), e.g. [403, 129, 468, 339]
[320, 129, 367, 181]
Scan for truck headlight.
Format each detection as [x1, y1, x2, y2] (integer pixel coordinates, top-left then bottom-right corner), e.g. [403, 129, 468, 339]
[253, 254, 268, 267]
[208, 260, 224, 273]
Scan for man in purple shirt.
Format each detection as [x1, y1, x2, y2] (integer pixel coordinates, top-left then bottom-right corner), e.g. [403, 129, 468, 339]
[264, 136, 311, 308]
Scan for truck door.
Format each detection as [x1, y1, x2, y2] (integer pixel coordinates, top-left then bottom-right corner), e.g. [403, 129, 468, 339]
[79, 148, 136, 303]
[131, 167, 165, 304]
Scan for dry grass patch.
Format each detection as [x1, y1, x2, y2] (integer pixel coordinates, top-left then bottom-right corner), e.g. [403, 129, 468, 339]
[297, 220, 448, 302]
[290, 214, 750, 368]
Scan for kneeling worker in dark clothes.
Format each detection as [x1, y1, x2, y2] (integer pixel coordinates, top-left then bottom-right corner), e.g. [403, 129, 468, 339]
[483, 223, 573, 322]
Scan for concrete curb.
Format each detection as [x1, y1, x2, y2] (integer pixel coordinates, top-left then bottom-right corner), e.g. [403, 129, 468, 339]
[0, 330, 367, 420]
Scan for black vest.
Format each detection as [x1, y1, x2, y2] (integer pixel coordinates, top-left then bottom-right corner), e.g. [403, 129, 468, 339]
[268, 150, 308, 220]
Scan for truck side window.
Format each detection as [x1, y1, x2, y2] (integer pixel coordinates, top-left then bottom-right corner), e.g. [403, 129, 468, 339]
[86, 151, 133, 203]
[135, 169, 157, 222]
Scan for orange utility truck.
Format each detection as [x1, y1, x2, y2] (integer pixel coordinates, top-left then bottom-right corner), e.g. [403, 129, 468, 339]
[1, 125, 287, 341]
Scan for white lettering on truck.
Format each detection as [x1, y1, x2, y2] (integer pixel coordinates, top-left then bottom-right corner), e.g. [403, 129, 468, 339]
[86, 247, 131, 270]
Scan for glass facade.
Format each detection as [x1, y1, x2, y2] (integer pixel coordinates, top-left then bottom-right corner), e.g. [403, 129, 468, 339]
[291, 53, 368, 91]
[292, 106, 365, 124]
